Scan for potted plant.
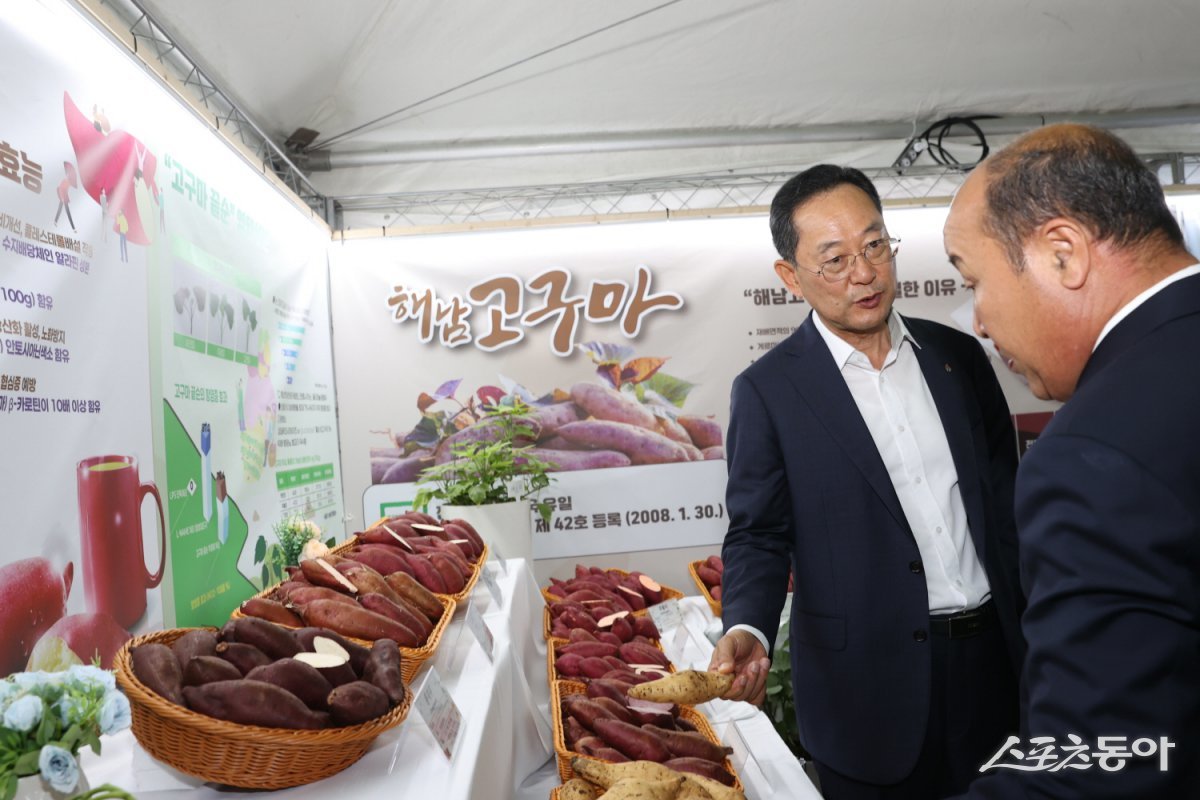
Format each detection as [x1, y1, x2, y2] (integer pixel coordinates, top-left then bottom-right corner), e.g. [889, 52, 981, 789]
[412, 399, 554, 560]
[0, 665, 135, 800]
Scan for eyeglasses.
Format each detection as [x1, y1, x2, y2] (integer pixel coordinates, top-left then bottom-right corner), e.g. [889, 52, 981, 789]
[794, 237, 901, 283]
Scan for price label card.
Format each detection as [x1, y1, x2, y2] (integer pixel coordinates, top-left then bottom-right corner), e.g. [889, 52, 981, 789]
[489, 539, 508, 575]
[648, 598, 683, 633]
[481, 562, 503, 606]
[465, 597, 495, 661]
[413, 667, 463, 759]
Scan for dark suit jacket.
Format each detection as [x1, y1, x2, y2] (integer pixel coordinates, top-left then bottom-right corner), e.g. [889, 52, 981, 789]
[721, 312, 1024, 784]
[953, 273, 1200, 799]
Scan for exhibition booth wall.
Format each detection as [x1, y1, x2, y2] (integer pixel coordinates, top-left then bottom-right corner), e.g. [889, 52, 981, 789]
[3, 0, 1200, 677]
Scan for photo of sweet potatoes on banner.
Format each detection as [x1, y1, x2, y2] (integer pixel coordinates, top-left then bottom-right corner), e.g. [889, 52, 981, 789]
[370, 342, 724, 484]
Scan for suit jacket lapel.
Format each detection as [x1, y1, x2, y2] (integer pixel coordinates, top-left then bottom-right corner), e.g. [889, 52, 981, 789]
[781, 316, 910, 533]
[907, 320, 990, 569]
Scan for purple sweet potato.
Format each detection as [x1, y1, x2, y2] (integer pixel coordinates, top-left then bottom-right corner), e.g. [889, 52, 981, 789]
[656, 416, 693, 445]
[702, 446, 726, 461]
[434, 417, 541, 464]
[328, 680, 392, 726]
[579, 657, 615, 680]
[570, 383, 656, 430]
[592, 717, 672, 762]
[631, 616, 660, 640]
[132, 643, 184, 704]
[642, 725, 732, 763]
[443, 520, 485, 560]
[569, 627, 598, 644]
[406, 553, 449, 594]
[529, 448, 632, 472]
[214, 642, 272, 676]
[182, 655, 243, 687]
[183, 679, 328, 729]
[592, 696, 637, 725]
[171, 629, 218, 670]
[362, 639, 406, 705]
[246, 658, 334, 710]
[560, 641, 619, 659]
[556, 653, 586, 678]
[557, 420, 689, 465]
[586, 679, 633, 705]
[423, 552, 466, 594]
[619, 641, 670, 668]
[379, 454, 434, 484]
[565, 716, 589, 747]
[677, 416, 723, 449]
[531, 401, 583, 435]
[228, 616, 301, 660]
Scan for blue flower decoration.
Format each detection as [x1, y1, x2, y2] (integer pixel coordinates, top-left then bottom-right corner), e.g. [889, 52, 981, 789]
[2, 694, 44, 732]
[99, 690, 132, 735]
[68, 664, 116, 692]
[38, 745, 80, 794]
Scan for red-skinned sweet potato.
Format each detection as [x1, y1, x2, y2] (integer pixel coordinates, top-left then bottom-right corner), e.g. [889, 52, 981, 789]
[677, 416, 723, 449]
[586, 679, 633, 705]
[358, 592, 430, 644]
[618, 642, 670, 668]
[631, 616, 660, 640]
[240, 597, 303, 628]
[406, 553, 448, 594]
[642, 726, 731, 763]
[662, 757, 736, 786]
[424, 551, 467, 593]
[345, 545, 411, 577]
[563, 695, 617, 732]
[442, 521, 483, 561]
[592, 718, 671, 762]
[294, 599, 417, 644]
[592, 697, 637, 725]
[283, 586, 360, 609]
[555, 653, 585, 678]
[560, 641, 619, 659]
[335, 562, 404, 605]
[384, 571, 444, 623]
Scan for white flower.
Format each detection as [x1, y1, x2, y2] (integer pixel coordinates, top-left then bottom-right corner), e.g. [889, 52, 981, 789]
[0, 679, 17, 709]
[3, 694, 44, 732]
[98, 690, 132, 735]
[38, 745, 79, 794]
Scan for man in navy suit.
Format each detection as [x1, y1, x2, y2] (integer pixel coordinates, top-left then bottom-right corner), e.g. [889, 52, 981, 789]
[944, 124, 1200, 798]
[710, 165, 1026, 798]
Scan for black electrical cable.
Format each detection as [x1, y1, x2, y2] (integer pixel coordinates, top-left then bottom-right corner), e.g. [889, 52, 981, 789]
[893, 115, 997, 172]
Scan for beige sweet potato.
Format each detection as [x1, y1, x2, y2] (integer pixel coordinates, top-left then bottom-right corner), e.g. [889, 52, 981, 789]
[662, 759, 736, 787]
[559, 777, 600, 800]
[677, 416, 722, 450]
[183, 679, 328, 729]
[571, 383, 657, 430]
[557, 421, 690, 465]
[132, 643, 184, 704]
[530, 448, 632, 472]
[627, 670, 733, 705]
[572, 759, 679, 788]
[600, 777, 685, 800]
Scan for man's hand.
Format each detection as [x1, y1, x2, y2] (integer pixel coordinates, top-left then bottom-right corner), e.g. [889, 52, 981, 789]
[708, 629, 771, 706]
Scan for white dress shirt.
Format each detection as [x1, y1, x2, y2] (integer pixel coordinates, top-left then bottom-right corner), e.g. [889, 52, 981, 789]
[730, 311, 991, 654]
[1093, 262, 1200, 352]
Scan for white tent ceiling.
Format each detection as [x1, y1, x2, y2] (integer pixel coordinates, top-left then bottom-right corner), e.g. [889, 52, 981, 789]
[127, 0, 1200, 227]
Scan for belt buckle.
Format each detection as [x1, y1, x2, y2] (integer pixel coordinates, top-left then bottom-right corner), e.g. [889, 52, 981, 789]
[947, 610, 981, 639]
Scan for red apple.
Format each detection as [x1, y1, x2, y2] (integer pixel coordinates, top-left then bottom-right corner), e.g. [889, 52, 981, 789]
[27, 612, 131, 671]
[0, 557, 72, 675]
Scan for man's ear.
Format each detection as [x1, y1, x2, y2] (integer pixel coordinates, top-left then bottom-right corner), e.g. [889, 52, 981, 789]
[1029, 217, 1091, 291]
[775, 260, 805, 299]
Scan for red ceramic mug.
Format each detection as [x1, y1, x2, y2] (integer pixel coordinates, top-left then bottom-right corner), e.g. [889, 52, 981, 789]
[76, 455, 166, 628]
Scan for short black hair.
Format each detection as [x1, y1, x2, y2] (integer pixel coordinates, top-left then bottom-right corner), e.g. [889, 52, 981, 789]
[769, 165, 883, 263]
[983, 124, 1184, 269]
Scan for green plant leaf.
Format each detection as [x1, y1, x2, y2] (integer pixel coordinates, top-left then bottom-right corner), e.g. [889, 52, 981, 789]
[14, 750, 40, 774]
[636, 373, 696, 408]
[253, 535, 266, 564]
[0, 772, 15, 800]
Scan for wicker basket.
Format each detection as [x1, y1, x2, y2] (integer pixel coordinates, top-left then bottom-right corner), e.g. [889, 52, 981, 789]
[542, 568, 684, 617]
[547, 636, 675, 686]
[688, 560, 722, 617]
[231, 592, 456, 684]
[551, 680, 742, 789]
[114, 627, 411, 789]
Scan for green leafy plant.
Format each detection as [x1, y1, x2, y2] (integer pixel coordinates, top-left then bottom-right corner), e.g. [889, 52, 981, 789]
[413, 400, 555, 522]
[253, 517, 332, 589]
[0, 667, 135, 799]
[762, 618, 810, 761]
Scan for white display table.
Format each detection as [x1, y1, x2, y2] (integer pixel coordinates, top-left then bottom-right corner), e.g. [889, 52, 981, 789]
[81, 562, 819, 799]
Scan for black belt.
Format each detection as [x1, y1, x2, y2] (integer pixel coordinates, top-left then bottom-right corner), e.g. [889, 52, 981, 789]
[929, 600, 997, 639]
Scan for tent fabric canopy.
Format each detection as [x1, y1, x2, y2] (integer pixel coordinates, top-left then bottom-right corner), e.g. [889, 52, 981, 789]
[137, 0, 1200, 217]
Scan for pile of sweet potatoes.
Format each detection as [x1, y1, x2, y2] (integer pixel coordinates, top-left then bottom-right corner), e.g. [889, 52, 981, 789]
[693, 556, 724, 604]
[238, 511, 486, 648]
[546, 564, 674, 633]
[553, 631, 670, 685]
[130, 619, 405, 730]
[558, 685, 738, 788]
